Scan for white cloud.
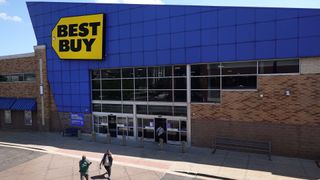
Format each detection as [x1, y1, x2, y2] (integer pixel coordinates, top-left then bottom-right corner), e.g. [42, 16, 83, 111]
[0, 0, 6, 4]
[0, 12, 22, 22]
[95, 0, 164, 4]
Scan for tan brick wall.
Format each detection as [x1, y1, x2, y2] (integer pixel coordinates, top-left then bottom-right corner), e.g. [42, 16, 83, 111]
[191, 74, 320, 158]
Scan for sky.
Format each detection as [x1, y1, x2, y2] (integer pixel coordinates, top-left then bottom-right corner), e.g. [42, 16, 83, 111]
[1, 0, 320, 56]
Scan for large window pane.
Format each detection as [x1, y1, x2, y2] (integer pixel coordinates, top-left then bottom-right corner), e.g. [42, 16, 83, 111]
[259, 59, 299, 74]
[222, 62, 257, 75]
[135, 67, 147, 77]
[135, 79, 147, 89]
[92, 103, 102, 112]
[174, 91, 187, 102]
[174, 78, 186, 89]
[191, 90, 220, 103]
[148, 66, 172, 77]
[148, 105, 172, 116]
[174, 106, 187, 116]
[222, 76, 257, 89]
[137, 105, 148, 114]
[92, 80, 100, 89]
[0, 75, 7, 82]
[122, 79, 133, 89]
[123, 90, 134, 101]
[191, 63, 220, 76]
[174, 65, 186, 76]
[102, 80, 121, 89]
[149, 91, 172, 102]
[102, 91, 121, 100]
[92, 90, 101, 100]
[123, 105, 133, 113]
[101, 69, 120, 78]
[122, 68, 134, 78]
[135, 90, 147, 101]
[191, 77, 220, 89]
[148, 78, 172, 89]
[102, 104, 122, 113]
[92, 70, 101, 79]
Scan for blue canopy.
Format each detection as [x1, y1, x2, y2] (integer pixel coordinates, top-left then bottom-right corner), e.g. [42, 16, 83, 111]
[11, 98, 37, 111]
[0, 98, 16, 110]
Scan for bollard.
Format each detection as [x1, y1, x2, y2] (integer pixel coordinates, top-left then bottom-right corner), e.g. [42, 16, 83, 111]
[77, 129, 81, 140]
[181, 141, 186, 153]
[139, 136, 144, 148]
[106, 133, 111, 144]
[92, 132, 96, 142]
[159, 138, 164, 150]
[122, 134, 126, 146]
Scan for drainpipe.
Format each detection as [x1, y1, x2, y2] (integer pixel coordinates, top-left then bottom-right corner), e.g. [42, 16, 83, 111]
[39, 58, 45, 128]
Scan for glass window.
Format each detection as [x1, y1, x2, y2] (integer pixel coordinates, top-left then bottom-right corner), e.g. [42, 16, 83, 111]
[135, 79, 147, 89]
[148, 66, 172, 77]
[92, 70, 101, 79]
[92, 90, 101, 100]
[92, 103, 102, 112]
[222, 62, 257, 75]
[174, 78, 186, 89]
[102, 80, 121, 89]
[191, 63, 220, 76]
[122, 68, 134, 78]
[102, 91, 121, 100]
[191, 90, 220, 103]
[137, 105, 148, 114]
[102, 104, 122, 113]
[123, 90, 134, 101]
[191, 77, 220, 89]
[92, 80, 100, 89]
[24, 111, 32, 126]
[0, 75, 7, 82]
[101, 69, 120, 78]
[181, 121, 187, 131]
[122, 79, 133, 89]
[135, 91, 147, 101]
[123, 105, 133, 113]
[174, 65, 186, 76]
[222, 76, 257, 89]
[148, 105, 172, 116]
[259, 59, 299, 74]
[174, 91, 187, 102]
[148, 78, 172, 89]
[149, 90, 172, 102]
[24, 73, 36, 81]
[135, 67, 147, 77]
[4, 110, 11, 124]
[174, 106, 187, 116]
[10, 75, 19, 82]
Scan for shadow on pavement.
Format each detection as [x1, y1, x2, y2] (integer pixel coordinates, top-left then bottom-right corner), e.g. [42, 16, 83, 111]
[0, 130, 318, 180]
[91, 174, 108, 179]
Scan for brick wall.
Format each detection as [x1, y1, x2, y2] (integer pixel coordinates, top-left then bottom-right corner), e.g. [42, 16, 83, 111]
[191, 74, 320, 158]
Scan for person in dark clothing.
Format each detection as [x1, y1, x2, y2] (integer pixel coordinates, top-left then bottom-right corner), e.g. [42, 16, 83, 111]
[79, 155, 92, 180]
[100, 150, 113, 179]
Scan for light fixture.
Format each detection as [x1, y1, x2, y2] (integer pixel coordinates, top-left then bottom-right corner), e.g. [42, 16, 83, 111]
[285, 90, 291, 96]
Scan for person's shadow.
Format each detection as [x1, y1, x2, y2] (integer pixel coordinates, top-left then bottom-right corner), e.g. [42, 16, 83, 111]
[91, 174, 109, 179]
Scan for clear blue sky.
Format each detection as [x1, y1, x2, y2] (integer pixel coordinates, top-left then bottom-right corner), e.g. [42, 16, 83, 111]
[0, 0, 320, 56]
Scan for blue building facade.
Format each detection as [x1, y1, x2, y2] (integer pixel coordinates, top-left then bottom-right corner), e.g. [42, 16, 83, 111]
[27, 2, 320, 114]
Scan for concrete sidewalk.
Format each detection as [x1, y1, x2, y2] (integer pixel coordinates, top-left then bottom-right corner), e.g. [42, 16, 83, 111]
[0, 131, 319, 180]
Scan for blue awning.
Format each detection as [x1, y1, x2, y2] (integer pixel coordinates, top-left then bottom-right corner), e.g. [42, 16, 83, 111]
[11, 98, 37, 111]
[0, 98, 16, 110]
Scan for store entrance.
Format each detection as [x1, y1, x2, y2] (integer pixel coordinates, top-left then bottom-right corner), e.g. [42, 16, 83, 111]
[155, 118, 167, 143]
[108, 115, 117, 137]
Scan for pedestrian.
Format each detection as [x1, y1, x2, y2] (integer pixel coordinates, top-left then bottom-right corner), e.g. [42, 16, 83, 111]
[100, 149, 113, 179]
[79, 155, 92, 180]
[156, 125, 165, 143]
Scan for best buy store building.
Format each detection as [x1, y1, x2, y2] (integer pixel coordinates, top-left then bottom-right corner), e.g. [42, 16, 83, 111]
[27, 2, 320, 157]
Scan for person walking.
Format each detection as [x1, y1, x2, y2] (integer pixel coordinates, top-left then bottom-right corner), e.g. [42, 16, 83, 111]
[156, 125, 165, 143]
[100, 150, 113, 179]
[79, 155, 92, 180]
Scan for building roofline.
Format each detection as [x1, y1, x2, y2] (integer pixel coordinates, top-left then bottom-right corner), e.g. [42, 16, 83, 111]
[0, 53, 35, 60]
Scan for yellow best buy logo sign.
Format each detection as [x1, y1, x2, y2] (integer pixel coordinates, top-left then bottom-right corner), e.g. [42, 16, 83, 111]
[52, 14, 105, 60]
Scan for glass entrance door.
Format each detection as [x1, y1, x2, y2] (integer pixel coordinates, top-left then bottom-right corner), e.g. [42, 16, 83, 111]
[155, 118, 167, 143]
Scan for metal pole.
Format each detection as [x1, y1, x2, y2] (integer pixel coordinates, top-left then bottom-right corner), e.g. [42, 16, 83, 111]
[186, 64, 191, 146]
[39, 58, 45, 127]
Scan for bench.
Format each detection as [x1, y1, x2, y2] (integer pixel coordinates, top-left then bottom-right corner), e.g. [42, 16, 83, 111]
[62, 127, 79, 137]
[212, 137, 272, 160]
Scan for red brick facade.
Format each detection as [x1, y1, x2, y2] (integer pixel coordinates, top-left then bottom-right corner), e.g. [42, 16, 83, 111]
[191, 74, 320, 158]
